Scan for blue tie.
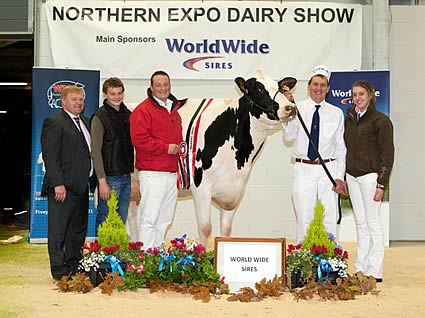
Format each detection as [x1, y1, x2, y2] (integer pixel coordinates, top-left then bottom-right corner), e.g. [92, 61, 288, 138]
[307, 105, 320, 160]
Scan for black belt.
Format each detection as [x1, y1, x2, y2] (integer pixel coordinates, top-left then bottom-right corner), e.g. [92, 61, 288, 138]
[295, 158, 335, 165]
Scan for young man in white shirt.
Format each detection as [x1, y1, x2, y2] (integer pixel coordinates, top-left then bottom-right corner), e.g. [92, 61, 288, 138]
[282, 65, 347, 243]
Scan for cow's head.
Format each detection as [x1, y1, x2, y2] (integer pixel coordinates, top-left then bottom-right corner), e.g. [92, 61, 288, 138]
[235, 70, 297, 122]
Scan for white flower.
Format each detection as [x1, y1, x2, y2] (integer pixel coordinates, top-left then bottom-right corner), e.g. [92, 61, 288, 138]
[78, 251, 105, 272]
[328, 257, 348, 278]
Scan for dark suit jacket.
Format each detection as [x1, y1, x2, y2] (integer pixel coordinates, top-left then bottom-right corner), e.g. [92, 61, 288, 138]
[41, 110, 93, 195]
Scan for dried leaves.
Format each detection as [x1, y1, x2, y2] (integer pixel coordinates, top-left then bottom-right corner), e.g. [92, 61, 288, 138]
[56, 272, 123, 295]
[145, 280, 227, 303]
[227, 276, 285, 302]
[55, 272, 379, 303]
[56, 273, 94, 293]
[98, 272, 124, 295]
[293, 273, 380, 301]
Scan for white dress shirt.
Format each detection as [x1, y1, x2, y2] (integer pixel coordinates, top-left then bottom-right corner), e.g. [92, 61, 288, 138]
[153, 96, 173, 113]
[282, 97, 346, 180]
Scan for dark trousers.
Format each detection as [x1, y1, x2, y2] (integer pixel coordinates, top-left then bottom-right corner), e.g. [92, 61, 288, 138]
[47, 188, 88, 279]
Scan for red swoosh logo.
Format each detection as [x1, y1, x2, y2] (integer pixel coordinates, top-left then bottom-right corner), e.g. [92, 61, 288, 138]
[341, 97, 352, 105]
[183, 56, 223, 71]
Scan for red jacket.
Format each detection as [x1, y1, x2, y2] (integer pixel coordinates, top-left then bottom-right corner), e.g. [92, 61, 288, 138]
[130, 90, 182, 172]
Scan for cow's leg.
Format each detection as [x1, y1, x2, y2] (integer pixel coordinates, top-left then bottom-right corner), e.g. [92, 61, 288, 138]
[220, 208, 235, 237]
[192, 191, 212, 246]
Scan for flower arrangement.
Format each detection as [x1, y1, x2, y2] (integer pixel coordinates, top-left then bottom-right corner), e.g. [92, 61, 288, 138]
[78, 234, 223, 294]
[286, 200, 349, 286]
[118, 234, 222, 290]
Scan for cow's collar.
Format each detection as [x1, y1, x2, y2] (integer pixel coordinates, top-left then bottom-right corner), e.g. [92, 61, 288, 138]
[244, 91, 281, 121]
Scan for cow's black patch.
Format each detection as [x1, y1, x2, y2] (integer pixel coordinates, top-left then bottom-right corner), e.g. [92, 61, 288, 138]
[194, 100, 255, 187]
[234, 97, 254, 169]
[195, 107, 238, 173]
[194, 78, 279, 187]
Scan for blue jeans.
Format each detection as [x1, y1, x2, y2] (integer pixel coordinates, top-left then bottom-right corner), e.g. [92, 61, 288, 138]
[95, 174, 131, 235]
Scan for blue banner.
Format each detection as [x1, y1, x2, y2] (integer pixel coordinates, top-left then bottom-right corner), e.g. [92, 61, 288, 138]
[30, 67, 100, 242]
[327, 70, 390, 116]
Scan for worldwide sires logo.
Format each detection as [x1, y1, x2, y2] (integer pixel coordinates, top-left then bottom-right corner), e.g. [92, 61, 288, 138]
[165, 38, 270, 72]
[47, 80, 85, 109]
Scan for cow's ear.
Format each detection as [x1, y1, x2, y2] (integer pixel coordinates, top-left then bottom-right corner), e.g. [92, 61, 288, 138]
[278, 77, 297, 93]
[235, 77, 247, 95]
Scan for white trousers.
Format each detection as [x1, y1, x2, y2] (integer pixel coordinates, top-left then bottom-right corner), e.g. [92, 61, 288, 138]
[292, 161, 338, 243]
[137, 171, 178, 249]
[346, 172, 384, 278]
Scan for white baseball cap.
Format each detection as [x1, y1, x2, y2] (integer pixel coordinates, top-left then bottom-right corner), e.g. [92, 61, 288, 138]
[309, 65, 331, 82]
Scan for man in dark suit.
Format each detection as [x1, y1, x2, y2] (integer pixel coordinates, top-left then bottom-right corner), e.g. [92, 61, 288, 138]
[41, 86, 94, 280]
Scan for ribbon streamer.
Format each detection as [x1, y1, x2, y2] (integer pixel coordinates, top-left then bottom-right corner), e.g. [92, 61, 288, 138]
[176, 255, 195, 270]
[158, 254, 177, 272]
[316, 257, 330, 281]
[104, 256, 125, 278]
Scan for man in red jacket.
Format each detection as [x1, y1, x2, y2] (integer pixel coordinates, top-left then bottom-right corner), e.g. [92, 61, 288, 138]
[130, 71, 183, 248]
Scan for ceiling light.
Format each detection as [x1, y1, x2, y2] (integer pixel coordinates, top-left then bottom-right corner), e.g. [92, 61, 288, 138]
[0, 82, 29, 86]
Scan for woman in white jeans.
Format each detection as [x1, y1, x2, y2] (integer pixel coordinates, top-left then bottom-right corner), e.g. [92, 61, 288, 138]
[343, 80, 394, 282]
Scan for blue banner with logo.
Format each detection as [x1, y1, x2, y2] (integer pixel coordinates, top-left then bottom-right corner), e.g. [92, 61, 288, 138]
[30, 67, 100, 242]
[327, 70, 390, 116]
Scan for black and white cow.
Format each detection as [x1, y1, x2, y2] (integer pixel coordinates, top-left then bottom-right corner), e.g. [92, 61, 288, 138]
[177, 70, 296, 245]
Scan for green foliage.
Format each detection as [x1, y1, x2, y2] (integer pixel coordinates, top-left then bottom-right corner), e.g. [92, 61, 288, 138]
[97, 190, 129, 251]
[286, 248, 315, 283]
[302, 200, 336, 257]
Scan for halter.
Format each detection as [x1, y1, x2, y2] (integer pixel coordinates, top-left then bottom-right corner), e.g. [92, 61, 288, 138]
[244, 88, 284, 121]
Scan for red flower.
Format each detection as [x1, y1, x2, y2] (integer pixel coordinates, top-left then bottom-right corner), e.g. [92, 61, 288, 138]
[128, 241, 143, 250]
[334, 248, 342, 256]
[220, 276, 225, 283]
[194, 244, 205, 254]
[310, 245, 328, 255]
[102, 245, 120, 254]
[342, 251, 349, 259]
[146, 247, 161, 255]
[83, 240, 102, 253]
[171, 239, 186, 249]
[295, 244, 302, 250]
[136, 264, 146, 274]
[126, 263, 136, 272]
[287, 244, 295, 253]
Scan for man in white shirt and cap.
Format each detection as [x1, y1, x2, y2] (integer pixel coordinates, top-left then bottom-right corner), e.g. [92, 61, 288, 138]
[282, 65, 347, 243]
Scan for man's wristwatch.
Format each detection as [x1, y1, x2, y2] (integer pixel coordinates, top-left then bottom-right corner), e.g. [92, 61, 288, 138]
[376, 183, 385, 190]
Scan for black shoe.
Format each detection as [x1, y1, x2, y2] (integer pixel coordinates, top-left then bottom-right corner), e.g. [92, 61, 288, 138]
[375, 278, 383, 283]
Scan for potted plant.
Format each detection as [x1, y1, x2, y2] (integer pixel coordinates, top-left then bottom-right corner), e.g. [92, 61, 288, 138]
[302, 201, 349, 283]
[79, 191, 128, 286]
[286, 243, 315, 288]
[286, 200, 350, 288]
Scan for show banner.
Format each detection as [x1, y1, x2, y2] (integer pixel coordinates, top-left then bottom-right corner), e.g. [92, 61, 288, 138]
[30, 67, 100, 243]
[327, 70, 390, 116]
[43, 1, 362, 80]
